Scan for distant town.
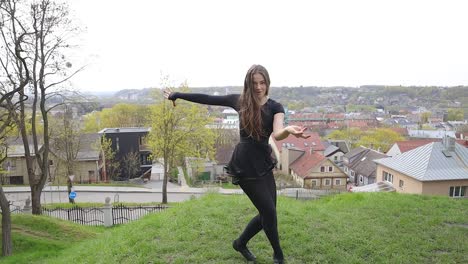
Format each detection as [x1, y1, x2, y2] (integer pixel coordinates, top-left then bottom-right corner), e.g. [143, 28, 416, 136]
[3, 85, 466, 198]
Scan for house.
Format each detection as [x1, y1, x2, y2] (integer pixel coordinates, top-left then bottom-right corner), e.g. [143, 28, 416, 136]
[98, 127, 152, 180]
[342, 147, 388, 186]
[408, 129, 456, 139]
[374, 137, 468, 197]
[48, 133, 102, 184]
[2, 134, 102, 185]
[2, 137, 38, 185]
[386, 139, 440, 157]
[184, 157, 216, 182]
[322, 139, 350, 166]
[213, 145, 235, 180]
[289, 150, 347, 190]
[270, 132, 325, 173]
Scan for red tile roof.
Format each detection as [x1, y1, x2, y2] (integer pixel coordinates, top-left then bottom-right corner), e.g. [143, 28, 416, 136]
[396, 139, 440, 153]
[456, 139, 468, 148]
[389, 127, 409, 136]
[272, 132, 325, 153]
[347, 121, 370, 128]
[288, 113, 345, 119]
[289, 151, 327, 178]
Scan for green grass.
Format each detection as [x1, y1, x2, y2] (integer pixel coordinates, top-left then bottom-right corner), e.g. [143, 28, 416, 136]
[2, 192, 468, 264]
[0, 214, 104, 263]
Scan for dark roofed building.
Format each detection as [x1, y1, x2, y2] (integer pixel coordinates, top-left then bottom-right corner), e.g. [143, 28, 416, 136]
[343, 147, 388, 186]
[98, 127, 152, 181]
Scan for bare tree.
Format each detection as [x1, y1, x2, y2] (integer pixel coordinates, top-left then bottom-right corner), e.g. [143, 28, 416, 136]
[0, 0, 82, 214]
[122, 151, 140, 180]
[100, 136, 120, 181]
[0, 0, 32, 255]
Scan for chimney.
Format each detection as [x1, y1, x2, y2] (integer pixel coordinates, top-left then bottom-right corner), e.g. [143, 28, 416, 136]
[443, 136, 456, 152]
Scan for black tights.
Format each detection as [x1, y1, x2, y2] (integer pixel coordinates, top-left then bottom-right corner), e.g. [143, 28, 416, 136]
[237, 172, 283, 259]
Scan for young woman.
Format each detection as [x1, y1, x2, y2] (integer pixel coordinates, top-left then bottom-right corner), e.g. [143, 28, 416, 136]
[164, 64, 309, 264]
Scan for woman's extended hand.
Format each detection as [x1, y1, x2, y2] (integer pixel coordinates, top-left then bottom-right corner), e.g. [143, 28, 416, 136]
[163, 88, 176, 107]
[285, 125, 310, 139]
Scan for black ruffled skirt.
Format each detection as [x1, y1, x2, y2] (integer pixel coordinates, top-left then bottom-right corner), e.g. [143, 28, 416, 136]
[224, 139, 277, 184]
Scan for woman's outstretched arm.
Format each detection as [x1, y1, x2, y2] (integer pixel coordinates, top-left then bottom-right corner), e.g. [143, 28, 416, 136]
[163, 89, 239, 109]
[272, 113, 310, 140]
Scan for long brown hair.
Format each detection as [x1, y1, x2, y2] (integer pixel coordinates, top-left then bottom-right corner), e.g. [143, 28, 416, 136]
[239, 64, 270, 141]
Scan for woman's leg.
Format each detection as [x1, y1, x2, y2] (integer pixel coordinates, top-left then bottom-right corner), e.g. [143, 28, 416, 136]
[237, 172, 283, 259]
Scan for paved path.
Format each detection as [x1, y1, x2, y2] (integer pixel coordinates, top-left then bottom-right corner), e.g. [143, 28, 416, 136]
[3, 178, 243, 207]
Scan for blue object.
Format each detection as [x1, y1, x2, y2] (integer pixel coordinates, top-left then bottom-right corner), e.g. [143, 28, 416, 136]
[69, 191, 77, 199]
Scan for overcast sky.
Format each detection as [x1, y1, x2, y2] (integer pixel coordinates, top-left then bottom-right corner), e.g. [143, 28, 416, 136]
[68, 0, 468, 93]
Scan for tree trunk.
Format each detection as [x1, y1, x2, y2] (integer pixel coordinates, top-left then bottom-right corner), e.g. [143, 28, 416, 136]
[30, 185, 42, 215]
[67, 178, 75, 204]
[162, 155, 168, 204]
[0, 187, 12, 256]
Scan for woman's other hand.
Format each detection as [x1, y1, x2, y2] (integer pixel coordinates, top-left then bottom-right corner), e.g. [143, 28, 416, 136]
[163, 88, 176, 107]
[285, 125, 310, 139]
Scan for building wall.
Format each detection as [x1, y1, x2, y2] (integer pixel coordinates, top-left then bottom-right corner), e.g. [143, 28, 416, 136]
[386, 144, 401, 157]
[291, 171, 305, 187]
[2, 157, 31, 185]
[330, 152, 344, 165]
[377, 165, 468, 197]
[49, 157, 100, 184]
[3, 156, 98, 185]
[376, 165, 423, 194]
[301, 160, 347, 190]
[103, 132, 151, 179]
[422, 180, 468, 197]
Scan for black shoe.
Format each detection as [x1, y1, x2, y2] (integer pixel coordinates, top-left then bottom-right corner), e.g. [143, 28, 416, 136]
[273, 256, 285, 264]
[232, 240, 256, 261]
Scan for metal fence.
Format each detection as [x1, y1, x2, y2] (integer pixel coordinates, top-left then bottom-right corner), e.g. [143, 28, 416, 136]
[112, 204, 168, 225]
[8, 204, 23, 214]
[42, 206, 106, 226]
[39, 204, 168, 226]
[280, 188, 343, 200]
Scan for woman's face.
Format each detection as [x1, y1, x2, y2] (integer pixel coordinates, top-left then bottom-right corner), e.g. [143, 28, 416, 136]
[252, 73, 267, 99]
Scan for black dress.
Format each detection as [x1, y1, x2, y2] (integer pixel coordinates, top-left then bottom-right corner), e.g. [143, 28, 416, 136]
[168, 93, 285, 180]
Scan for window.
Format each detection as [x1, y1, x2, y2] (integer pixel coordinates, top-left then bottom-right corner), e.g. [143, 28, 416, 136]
[325, 179, 331, 186]
[49, 160, 54, 166]
[383, 171, 393, 183]
[116, 137, 120, 152]
[449, 186, 467, 198]
[6, 160, 16, 171]
[320, 166, 325, 172]
[328, 166, 333, 172]
[359, 176, 364, 183]
[399, 180, 404, 188]
[344, 167, 348, 173]
[9, 176, 23, 185]
[311, 180, 318, 187]
[334, 156, 338, 161]
[351, 170, 355, 177]
[335, 179, 341, 185]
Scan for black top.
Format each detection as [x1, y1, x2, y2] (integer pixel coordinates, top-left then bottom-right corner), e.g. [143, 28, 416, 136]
[169, 92, 285, 178]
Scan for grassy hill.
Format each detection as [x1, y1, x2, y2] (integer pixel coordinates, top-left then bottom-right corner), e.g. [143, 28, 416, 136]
[2, 192, 467, 264]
